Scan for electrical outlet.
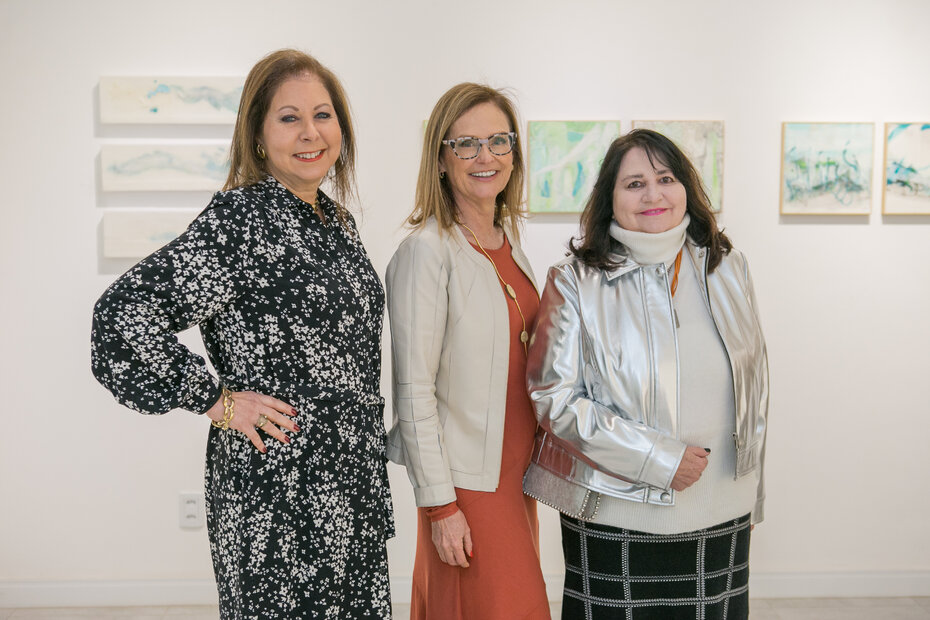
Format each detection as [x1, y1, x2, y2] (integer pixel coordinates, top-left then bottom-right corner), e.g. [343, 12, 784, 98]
[179, 492, 205, 529]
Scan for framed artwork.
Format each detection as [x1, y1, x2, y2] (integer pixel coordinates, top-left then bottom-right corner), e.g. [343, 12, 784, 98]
[632, 120, 725, 212]
[99, 77, 243, 124]
[100, 143, 230, 191]
[528, 120, 621, 213]
[780, 122, 873, 215]
[102, 210, 199, 258]
[883, 123, 930, 215]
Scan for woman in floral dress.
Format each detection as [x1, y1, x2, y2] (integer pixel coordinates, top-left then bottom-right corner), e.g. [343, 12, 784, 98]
[91, 49, 393, 619]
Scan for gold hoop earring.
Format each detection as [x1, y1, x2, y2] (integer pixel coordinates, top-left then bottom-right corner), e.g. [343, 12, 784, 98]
[256, 144, 266, 160]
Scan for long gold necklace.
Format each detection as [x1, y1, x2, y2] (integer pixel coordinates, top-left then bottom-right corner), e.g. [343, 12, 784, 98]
[460, 224, 529, 354]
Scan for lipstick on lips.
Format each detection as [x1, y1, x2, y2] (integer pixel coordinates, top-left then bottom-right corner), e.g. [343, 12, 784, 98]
[640, 208, 668, 216]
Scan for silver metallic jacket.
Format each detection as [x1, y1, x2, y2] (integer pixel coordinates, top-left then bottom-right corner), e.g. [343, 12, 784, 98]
[524, 240, 769, 522]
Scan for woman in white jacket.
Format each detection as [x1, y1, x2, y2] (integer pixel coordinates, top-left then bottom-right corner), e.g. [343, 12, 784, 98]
[385, 83, 549, 619]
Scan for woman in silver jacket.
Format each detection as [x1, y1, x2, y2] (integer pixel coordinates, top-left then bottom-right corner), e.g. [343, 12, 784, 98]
[525, 129, 768, 619]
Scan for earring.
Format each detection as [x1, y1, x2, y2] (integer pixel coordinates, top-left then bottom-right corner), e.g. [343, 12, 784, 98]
[439, 171, 445, 179]
[256, 144, 266, 160]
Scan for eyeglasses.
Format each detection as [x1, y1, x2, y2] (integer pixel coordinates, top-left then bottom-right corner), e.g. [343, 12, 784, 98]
[441, 132, 517, 160]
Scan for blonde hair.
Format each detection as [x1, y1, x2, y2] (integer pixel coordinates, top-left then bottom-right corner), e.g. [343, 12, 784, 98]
[407, 83, 525, 240]
[224, 49, 357, 214]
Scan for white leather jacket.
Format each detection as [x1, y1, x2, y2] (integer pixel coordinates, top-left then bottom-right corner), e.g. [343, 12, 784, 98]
[385, 217, 537, 507]
[524, 240, 768, 522]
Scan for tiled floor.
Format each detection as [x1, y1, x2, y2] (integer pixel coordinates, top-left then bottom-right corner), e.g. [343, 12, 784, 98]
[0, 599, 928, 619]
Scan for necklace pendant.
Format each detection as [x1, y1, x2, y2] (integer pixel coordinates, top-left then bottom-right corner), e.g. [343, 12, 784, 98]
[506, 284, 517, 299]
[520, 330, 529, 343]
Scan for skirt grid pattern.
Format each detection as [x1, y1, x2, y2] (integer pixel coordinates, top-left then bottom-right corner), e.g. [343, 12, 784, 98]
[560, 513, 751, 620]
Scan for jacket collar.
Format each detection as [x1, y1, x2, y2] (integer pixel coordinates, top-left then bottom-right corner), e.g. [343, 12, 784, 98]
[604, 236, 700, 281]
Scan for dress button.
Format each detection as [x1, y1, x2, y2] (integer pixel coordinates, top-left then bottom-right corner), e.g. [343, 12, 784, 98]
[656, 266, 664, 277]
[660, 492, 671, 502]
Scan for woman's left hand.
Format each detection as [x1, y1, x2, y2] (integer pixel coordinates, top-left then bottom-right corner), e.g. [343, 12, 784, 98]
[205, 390, 299, 453]
[430, 509, 473, 568]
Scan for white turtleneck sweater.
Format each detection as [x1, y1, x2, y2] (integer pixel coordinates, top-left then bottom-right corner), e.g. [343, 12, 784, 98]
[592, 216, 758, 534]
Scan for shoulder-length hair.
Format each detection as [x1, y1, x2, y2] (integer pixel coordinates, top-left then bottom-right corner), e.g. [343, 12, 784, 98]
[570, 128, 732, 272]
[224, 48, 357, 211]
[406, 83, 526, 241]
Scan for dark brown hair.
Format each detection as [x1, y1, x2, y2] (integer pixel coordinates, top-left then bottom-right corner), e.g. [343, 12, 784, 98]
[405, 83, 526, 240]
[570, 129, 731, 272]
[224, 49, 357, 213]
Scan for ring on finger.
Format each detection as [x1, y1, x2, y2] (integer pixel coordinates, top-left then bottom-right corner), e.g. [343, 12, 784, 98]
[256, 415, 268, 429]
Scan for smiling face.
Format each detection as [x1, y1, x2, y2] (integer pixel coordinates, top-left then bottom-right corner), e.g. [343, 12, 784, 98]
[258, 73, 341, 203]
[439, 102, 514, 213]
[612, 146, 687, 233]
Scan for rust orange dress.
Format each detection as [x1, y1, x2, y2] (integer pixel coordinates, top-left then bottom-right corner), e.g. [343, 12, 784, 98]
[410, 237, 550, 620]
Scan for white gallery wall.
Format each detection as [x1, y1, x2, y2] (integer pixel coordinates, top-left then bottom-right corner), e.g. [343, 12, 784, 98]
[1, 0, 929, 607]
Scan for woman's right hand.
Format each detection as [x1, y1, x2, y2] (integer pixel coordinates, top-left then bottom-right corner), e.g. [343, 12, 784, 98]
[431, 509, 473, 568]
[670, 446, 710, 491]
[205, 391, 299, 453]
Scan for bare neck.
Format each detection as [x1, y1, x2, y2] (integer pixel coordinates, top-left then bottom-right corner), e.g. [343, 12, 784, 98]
[456, 203, 504, 250]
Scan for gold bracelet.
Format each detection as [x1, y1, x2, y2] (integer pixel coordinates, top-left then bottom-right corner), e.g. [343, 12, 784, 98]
[211, 387, 236, 429]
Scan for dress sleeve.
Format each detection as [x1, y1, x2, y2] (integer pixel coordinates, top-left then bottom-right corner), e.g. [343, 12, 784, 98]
[526, 263, 687, 491]
[90, 193, 262, 415]
[385, 234, 457, 507]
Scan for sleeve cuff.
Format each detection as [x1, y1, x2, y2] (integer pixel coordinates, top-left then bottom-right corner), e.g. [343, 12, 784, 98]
[639, 434, 687, 490]
[426, 501, 460, 522]
[413, 482, 457, 508]
[191, 380, 223, 415]
[751, 497, 765, 524]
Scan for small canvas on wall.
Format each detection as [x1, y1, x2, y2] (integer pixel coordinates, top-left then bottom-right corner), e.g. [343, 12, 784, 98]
[632, 120, 725, 213]
[102, 210, 199, 258]
[883, 123, 930, 215]
[99, 77, 243, 124]
[100, 143, 230, 192]
[528, 120, 621, 213]
[780, 122, 873, 215]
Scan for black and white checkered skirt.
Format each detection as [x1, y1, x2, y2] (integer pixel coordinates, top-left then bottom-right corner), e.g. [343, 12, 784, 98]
[560, 513, 751, 620]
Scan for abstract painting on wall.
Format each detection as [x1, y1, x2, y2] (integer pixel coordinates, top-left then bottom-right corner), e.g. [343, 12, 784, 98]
[883, 123, 930, 215]
[632, 120, 725, 212]
[102, 210, 199, 258]
[100, 143, 230, 191]
[99, 77, 243, 124]
[780, 122, 873, 215]
[528, 120, 621, 213]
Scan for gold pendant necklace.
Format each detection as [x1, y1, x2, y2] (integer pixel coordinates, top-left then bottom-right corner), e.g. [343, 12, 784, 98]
[460, 224, 529, 354]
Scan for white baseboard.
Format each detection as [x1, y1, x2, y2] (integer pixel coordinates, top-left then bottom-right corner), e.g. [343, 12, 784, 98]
[748, 571, 930, 599]
[1, 572, 928, 608]
[0, 580, 218, 608]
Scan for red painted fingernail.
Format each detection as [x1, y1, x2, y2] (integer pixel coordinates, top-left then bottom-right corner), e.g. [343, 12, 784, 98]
[284, 436, 291, 444]
[291, 408, 298, 416]
[293, 425, 301, 432]
[261, 447, 267, 453]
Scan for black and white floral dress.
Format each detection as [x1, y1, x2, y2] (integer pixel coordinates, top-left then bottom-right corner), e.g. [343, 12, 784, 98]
[91, 176, 394, 619]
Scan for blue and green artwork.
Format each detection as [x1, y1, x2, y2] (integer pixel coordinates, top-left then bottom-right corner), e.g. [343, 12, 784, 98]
[781, 122, 873, 215]
[528, 121, 621, 213]
[884, 123, 930, 215]
[100, 144, 230, 191]
[100, 77, 243, 124]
